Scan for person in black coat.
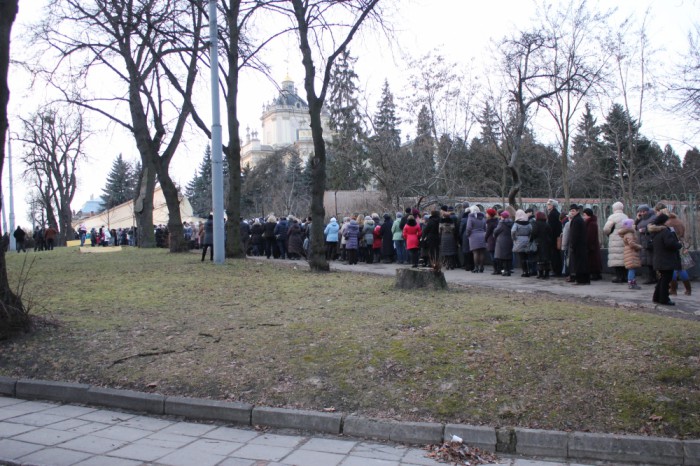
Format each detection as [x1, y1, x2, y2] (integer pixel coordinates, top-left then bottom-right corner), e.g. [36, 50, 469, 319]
[530, 211, 553, 279]
[239, 218, 251, 255]
[380, 213, 394, 263]
[250, 219, 264, 256]
[421, 210, 441, 266]
[13, 226, 27, 253]
[568, 204, 590, 284]
[546, 199, 563, 276]
[648, 214, 682, 305]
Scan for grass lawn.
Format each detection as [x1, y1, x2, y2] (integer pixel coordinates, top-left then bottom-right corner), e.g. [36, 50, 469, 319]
[1, 247, 698, 439]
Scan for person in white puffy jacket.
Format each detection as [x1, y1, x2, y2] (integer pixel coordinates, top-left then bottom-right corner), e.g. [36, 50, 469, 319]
[603, 201, 629, 283]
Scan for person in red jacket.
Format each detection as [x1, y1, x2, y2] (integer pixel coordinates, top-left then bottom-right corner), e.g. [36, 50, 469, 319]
[402, 215, 422, 268]
[44, 225, 58, 250]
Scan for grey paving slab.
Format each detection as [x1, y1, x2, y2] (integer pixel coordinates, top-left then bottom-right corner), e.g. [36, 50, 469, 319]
[300, 437, 358, 454]
[73, 456, 144, 466]
[400, 447, 443, 465]
[341, 456, 401, 466]
[157, 447, 227, 466]
[248, 431, 305, 447]
[17, 446, 93, 466]
[0, 396, 24, 407]
[0, 438, 45, 459]
[42, 404, 97, 418]
[106, 442, 174, 461]
[7, 411, 70, 427]
[0, 420, 37, 437]
[232, 443, 295, 461]
[48, 418, 109, 434]
[59, 433, 130, 454]
[78, 409, 135, 424]
[12, 426, 84, 445]
[157, 419, 218, 437]
[91, 424, 154, 442]
[217, 458, 256, 466]
[283, 448, 347, 466]
[139, 431, 197, 448]
[178, 437, 244, 456]
[203, 425, 260, 443]
[350, 441, 408, 461]
[118, 414, 174, 431]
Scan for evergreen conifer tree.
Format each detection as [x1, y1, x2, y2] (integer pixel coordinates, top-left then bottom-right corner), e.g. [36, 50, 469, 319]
[186, 145, 213, 218]
[326, 50, 368, 190]
[101, 153, 138, 209]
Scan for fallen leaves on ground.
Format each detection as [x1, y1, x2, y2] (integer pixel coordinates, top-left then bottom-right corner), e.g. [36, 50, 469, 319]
[425, 441, 499, 465]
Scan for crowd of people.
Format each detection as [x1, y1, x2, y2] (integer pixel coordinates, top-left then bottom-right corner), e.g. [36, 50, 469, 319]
[244, 199, 689, 306]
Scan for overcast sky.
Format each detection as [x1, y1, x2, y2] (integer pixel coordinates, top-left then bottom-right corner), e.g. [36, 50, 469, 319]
[4, 0, 700, 229]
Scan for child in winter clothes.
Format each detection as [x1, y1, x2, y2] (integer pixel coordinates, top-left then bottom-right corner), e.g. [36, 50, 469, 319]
[619, 218, 642, 289]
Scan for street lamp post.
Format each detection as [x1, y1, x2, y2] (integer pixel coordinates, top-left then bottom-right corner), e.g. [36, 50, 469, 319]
[209, 0, 225, 264]
[5, 126, 15, 251]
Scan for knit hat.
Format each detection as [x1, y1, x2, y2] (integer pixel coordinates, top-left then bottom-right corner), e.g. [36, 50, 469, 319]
[440, 205, 448, 212]
[396, 212, 403, 218]
[612, 201, 624, 212]
[653, 213, 669, 225]
[486, 208, 497, 217]
[622, 219, 634, 228]
[412, 208, 420, 217]
[569, 203, 580, 211]
[330, 217, 337, 222]
[515, 209, 528, 222]
[637, 204, 650, 213]
[500, 211, 510, 218]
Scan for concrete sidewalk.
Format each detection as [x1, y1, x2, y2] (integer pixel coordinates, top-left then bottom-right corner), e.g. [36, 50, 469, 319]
[0, 397, 595, 466]
[251, 256, 699, 320]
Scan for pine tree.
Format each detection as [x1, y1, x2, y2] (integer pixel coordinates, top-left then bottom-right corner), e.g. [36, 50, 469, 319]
[326, 49, 369, 190]
[571, 104, 607, 196]
[101, 153, 137, 209]
[186, 145, 213, 218]
[413, 105, 435, 177]
[373, 79, 401, 148]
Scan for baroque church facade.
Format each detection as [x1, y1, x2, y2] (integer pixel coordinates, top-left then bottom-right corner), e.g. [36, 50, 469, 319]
[240, 77, 331, 168]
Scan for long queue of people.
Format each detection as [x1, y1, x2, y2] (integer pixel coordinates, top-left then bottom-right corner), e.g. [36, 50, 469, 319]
[247, 199, 689, 307]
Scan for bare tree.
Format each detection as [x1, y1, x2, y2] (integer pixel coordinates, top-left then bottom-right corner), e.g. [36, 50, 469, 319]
[38, 0, 204, 250]
[0, 0, 29, 338]
[269, 0, 386, 271]
[669, 22, 700, 137]
[19, 107, 86, 244]
[493, 29, 585, 208]
[538, 0, 612, 207]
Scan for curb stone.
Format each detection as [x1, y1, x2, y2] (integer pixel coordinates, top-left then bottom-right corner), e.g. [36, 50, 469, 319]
[252, 406, 342, 434]
[0, 376, 696, 466]
[16, 379, 89, 404]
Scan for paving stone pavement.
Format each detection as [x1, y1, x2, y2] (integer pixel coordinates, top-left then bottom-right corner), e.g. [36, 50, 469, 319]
[0, 398, 598, 466]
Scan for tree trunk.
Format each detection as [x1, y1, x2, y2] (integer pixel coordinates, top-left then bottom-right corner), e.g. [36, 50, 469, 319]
[134, 163, 156, 248]
[59, 202, 73, 246]
[157, 168, 186, 252]
[0, 0, 29, 339]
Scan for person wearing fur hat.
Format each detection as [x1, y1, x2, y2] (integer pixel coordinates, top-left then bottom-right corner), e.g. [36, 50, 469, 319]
[655, 204, 691, 296]
[603, 201, 629, 283]
[494, 211, 514, 275]
[618, 218, 642, 289]
[635, 204, 657, 284]
[648, 213, 682, 305]
[568, 204, 590, 284]
[484, 208, 500, 274]
[583, 208, 602, 280]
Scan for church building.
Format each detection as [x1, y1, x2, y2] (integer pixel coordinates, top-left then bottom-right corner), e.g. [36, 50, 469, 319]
[240, 77, 331, 168]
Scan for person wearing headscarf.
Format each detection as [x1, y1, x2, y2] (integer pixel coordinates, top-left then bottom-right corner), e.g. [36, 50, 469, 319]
[648, 214, 682, 306]
[324, 217, 340, 260]
[511, 209, 533, 277]
[635, 204, 657, 284]
[618, 218, 642, 289]
[603, 201, 629, 284]
[655, 203, 691, 296]
[568, 204, 590, 285]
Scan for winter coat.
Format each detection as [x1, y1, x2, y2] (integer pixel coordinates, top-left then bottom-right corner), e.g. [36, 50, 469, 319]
[439, 217, 458, 257]
[511, 220, 532, 253]
[324, 220, 340, 243]
[13, 227, 26, 242]
[421, 213, 441, 249]
[649, 224, 682, 271]
[381, 215, 394, 256]
[339, 221, 350, 246]
[484, 217, 499, 252]
[203, 218, 214, 246]
[569, 213, 589, 275]
[666, 214, 685, 240]
[585, 215, 602, 274]
[362, 220, 375, 246]
[250, 223, 264, 246]
[459, 214, 470, 252]
[287, 222, 305, 256]
[466, 212, 487, 251]
[493, 219, 514, 260]
[403, 220, 422, 250]
[44, 226, 57, 241]
[636, 211, 657, 266]
[263, 221, 276, 239]
[372, 225, 382, 249]
[344, 220, 361, 250]
[530, 219, 552, 263]
[239, 221, 251, 242]
[619, 227, 642, 270]
[392, 218, 404, 241]
[547, 207, 563, 249]
[603, 209, 628, 267]
[274, 219, 289, 241]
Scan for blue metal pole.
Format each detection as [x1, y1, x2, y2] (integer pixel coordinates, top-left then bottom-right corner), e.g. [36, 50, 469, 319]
[209, 0, 225, 264]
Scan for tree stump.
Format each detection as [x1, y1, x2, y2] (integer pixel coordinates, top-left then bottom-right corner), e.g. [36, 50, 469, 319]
[395, 268, 448, 290]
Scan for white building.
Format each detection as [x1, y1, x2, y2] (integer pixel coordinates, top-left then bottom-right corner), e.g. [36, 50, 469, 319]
[240, 77, 331, 168]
